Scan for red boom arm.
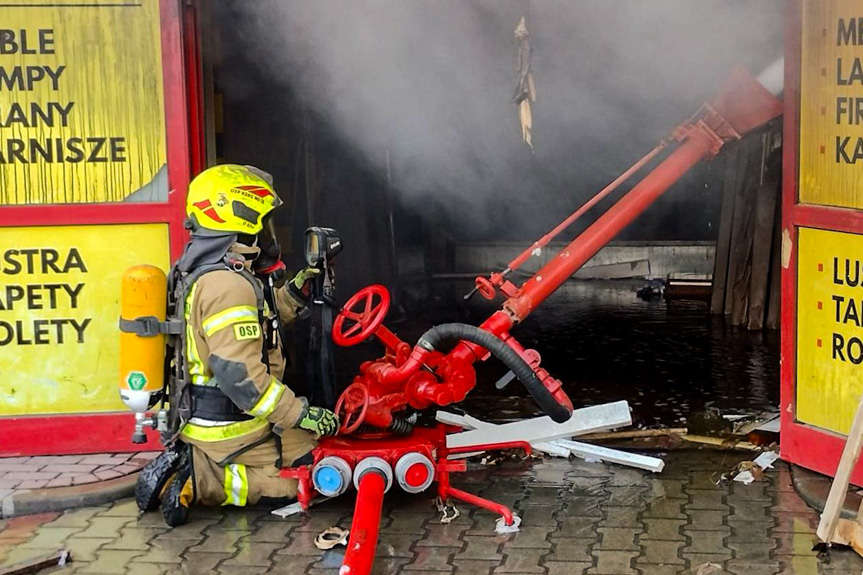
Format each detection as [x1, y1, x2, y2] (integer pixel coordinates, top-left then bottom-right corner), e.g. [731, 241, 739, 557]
[333, 67, 783, 430]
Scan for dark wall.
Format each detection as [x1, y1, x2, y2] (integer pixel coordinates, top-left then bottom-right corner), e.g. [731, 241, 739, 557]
[215, 60, 395, 297]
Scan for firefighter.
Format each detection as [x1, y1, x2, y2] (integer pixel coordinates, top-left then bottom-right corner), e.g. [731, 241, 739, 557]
[152, 164, 338, 527]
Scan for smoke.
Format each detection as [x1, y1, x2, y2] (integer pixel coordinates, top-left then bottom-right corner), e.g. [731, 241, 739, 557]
[757, 58, 785, 96]
[216, 0, 782, 240]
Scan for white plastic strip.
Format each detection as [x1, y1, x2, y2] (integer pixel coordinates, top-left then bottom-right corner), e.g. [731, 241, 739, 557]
[445, 401, 632, 450]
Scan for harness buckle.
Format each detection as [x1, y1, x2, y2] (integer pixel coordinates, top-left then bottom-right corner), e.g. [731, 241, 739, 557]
[119, 316, 183, 337]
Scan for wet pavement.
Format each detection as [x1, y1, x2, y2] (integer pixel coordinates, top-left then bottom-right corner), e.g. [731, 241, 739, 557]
[416, 280, 779, 427]
[0, 450, 860, 575]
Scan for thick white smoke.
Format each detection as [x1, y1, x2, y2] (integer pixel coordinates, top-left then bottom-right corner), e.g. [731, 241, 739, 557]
[217, 0, 783, 239]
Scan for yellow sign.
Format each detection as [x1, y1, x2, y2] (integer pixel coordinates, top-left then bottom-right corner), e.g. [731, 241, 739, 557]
[800, 0, 863, 209]
[797, 227, 863, 434]
[0, 223, 169, 415]
[0, 1, 167, 205]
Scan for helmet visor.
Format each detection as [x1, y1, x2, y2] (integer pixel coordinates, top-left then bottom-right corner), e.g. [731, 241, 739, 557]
[256, 213, 282, 267]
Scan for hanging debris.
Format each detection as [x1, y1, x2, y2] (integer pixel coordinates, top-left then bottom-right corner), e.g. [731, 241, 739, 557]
[512, 16, 536, 151]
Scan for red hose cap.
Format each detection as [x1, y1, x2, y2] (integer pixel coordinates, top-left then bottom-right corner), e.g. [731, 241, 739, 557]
[405, 462, 430, 488]
[395, 452, 435, 493]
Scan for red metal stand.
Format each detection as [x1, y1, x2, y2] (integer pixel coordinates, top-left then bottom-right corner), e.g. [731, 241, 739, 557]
[279, 426, 526, 575]
[279, 465, 313, 513]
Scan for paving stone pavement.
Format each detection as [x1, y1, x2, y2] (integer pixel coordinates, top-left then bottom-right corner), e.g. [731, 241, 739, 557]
[0, 453, 157, 491]
[0, 450, 859, 575]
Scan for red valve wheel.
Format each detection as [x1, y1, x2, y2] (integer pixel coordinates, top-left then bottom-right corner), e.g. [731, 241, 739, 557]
[475, 277, 497, 300]
[333, 285, 391, 347]
[335, 382, 370, 435]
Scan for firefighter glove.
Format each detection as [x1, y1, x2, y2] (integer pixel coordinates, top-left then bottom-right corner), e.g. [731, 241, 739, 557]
[291, 267, 322, 290]
[297, 405, 339, 437]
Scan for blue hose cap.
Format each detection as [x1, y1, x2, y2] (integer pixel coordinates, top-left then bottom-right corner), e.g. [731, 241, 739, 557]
[314, 466, 343, 496]
[312, 456, 352, 497]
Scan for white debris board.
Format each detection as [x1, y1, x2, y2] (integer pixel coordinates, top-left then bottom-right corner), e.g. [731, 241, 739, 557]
[551, 439, 664, 472]
[445, 401, 631, 450]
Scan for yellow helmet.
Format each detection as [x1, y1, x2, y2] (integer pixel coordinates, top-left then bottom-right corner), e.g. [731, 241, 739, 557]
[186, 164, 282, 235]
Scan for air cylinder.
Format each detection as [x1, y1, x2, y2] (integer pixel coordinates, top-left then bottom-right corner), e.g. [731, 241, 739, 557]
[119, 265, 167, 413]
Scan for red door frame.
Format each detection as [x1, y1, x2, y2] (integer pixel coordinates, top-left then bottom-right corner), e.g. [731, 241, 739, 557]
[0, 0, 196, 456]
[780, 0, 863, 485]
[183, 0, 206, 176]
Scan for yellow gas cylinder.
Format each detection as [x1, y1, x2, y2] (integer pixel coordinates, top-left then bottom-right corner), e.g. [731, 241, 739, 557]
[119, 264, 167, 414]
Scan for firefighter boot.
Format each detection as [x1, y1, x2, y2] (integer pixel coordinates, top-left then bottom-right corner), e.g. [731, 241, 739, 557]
[160, 450, 194, 527]
[135, 445, 186, 512]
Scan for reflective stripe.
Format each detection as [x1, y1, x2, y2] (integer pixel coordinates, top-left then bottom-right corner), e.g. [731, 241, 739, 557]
[187, 322, 210, 386]
[223, 463, 249, 506]
[248, 378, 286, 418]
[184, 284, 211, 386]
[202, 306, 258, 337]
[180, 417, 269, 442]
[188, 417, 239, 426]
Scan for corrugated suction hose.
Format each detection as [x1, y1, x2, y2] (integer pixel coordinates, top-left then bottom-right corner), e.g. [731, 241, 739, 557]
[417, 323, 571, 423]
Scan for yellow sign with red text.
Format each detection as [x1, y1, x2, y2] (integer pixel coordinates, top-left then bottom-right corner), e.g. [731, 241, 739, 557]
[0, 223, 169, 416]
[797, 227, 863, 434]
[0, 0, 167, 205]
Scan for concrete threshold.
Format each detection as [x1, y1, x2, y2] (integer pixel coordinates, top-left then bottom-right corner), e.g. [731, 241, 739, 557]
[1, 473, 137, 518]
[791, 463, 862, 519]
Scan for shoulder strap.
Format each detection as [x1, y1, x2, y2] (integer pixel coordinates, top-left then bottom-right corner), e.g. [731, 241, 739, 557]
[196, 261, 272, 375]
[161, 260, 232, 445]
[231, 265, 271, 373]
[235, 266, 265, 311]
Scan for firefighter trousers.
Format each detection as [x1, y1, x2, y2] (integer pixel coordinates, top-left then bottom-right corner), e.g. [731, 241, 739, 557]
[184, 430, 315, 507]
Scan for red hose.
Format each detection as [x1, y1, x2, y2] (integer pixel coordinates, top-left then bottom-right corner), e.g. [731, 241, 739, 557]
[342, 471, 386, 575]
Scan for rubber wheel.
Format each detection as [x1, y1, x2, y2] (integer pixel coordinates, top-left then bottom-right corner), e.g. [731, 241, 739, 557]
[135, 450, 180, 512]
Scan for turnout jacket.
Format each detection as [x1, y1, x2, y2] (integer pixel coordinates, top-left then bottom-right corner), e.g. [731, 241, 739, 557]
[179, 267, 313, 462]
